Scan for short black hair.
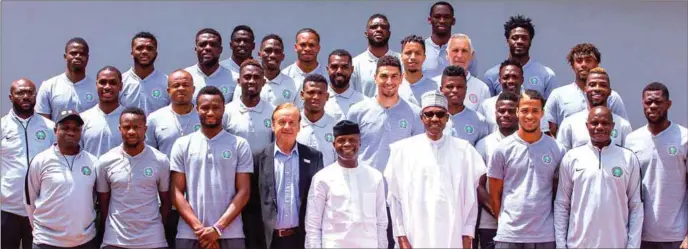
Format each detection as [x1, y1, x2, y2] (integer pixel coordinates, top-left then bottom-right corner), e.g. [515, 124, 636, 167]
[261, 34, 284, 47]
[442, 65, 466, 79]
[430, 1, 454, 16]
[368, 13, 389, 24]
[65, 37, 89, 53]
[497, 91, 519, 104]
[518, 89, 546, 108]
[196, 28, 222, 44]
[328, 49, 353, 64]
[231, 25, 254, 39]
[97, 66, 122, 82]
[499, 59, 523, 75]
[643, 82, 670, 100]
[303, 74, 328, 87]
[120, 106, 146, 122]
[375, 55, 402, 75]
[296, 28, 320, 42]
[504, 15, 535, 40]
[567, 43, 601, 65]
[401, 35, 425, 52]
[131, 31, 157, 47]
[196, 86, 225, 104]
[240, 59, 263, 71]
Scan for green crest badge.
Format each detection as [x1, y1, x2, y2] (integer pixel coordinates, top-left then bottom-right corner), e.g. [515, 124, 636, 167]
[152, 89, 162, 98]
[469, 94, 478, 103]
[85, 93, 95, 102]
[529, 77, 538, 85]
[325, 133, 334, 142]
[194, 124, 201, 131]
[668, 146, 678, 156]
[399, 119, 408, 129]
[263, 119, 272, 128]
[81, 166, 91, 176]
[611, 129, 618, 138]
[542, 154, 552, 164]
[222, 150, 232, 159]
[220, 86, 229, 94]
[143, 167, 154, 177]
[282, 90, 291, 99]
[464, 125, 474, 134]
[35, 130, 47, 140]
[612, 166, 623, 177]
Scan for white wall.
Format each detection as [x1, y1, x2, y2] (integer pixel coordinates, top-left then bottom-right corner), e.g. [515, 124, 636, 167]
[2, 0, 686, 128]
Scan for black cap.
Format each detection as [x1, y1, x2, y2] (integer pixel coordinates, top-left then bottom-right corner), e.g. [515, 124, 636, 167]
[333, 120, 360, 138]
[56, 109, 84, 126]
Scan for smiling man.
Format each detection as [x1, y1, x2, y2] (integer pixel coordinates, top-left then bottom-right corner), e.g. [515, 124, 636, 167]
[439, 65, 489, 145]
[36, 37, 97, 121]
[120, 32, 170, 115]
[305, 120, 388, 248]
[422, 1, 478, 78]
[351, 14, 401, 97]
[324, 49, 367, 121]
[80, 66, 125, 158]
[282, 28, 329, 93]
[397, 35, 438, 106]
[386, 91, 485, 248]
[224, 59, 276, 156]
[625, 82, 688, 249]
[557, 67, 632, 150]
[554, 106, 643, 248]
[221, 25, 255, 79]
[185, 28, 236, 104]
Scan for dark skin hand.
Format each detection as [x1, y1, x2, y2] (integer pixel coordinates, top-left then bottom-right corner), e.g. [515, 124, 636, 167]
[477, 174, 495, 217]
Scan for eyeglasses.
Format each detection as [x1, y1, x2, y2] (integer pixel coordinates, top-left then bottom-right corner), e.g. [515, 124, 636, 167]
[422, 111, 447, 119]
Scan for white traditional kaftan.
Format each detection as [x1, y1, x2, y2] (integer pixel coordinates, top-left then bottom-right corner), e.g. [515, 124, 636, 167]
[384, 133, 485, 248]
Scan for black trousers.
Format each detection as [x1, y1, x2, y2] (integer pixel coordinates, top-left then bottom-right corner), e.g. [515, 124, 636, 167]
[32, 238, 98, 249]
[386, 207, 395, 249]
[641, 241, 684, 249]
[165, 209, 180, 249]
[270, 231, 302, 249]
[1, 211, 33, 249]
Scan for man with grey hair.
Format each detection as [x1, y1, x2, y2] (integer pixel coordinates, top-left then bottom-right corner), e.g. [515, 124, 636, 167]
[385, 91, 485, 248]
[431, 33, 490, 111]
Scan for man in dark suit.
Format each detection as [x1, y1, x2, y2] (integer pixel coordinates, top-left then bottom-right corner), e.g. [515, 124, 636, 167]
[244, 102, 324, 249]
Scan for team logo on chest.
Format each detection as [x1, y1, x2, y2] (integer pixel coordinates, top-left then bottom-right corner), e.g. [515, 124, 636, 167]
[264, 118, 272, 128]
[35, 130, 47, 140]
[143, 167, 154, 177]
[152, 89, 162, 98]
[81, 166, 92, 176]
[612, 166, 623, 177]
[220, 86, 229, 94]
[282, 90, 291, 99]
[222, 150, 232, 159]
[85, 93, 95, 102]
[325, 133, 334, 142]
[542, 154, 553, 164]
[529, 77, 539, 85]
[464, 125, 474, 134]
[468, 93, 478, 104]
[399, 119, 408, 129]
[194, 124, 201, 131]
[611, 129, 618, 138]
[668, 146, 678, 156]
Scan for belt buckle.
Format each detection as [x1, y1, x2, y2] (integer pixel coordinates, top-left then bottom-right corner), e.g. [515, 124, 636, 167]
[277, 228, 292, 237]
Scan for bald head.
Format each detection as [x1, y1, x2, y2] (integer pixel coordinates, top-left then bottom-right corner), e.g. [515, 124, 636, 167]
[9, 78, 37, 117]
[588, 106, 612, 121]
[168, 69, 195, 105]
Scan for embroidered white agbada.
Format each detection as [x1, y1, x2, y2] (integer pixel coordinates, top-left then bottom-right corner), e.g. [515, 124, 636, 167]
[384, 133, 485, 248]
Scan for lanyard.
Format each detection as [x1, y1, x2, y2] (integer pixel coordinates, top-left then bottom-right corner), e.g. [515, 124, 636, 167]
[60, 153, 76, 171]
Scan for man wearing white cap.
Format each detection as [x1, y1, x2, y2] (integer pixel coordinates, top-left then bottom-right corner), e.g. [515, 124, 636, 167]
[385, 91, 485, 248]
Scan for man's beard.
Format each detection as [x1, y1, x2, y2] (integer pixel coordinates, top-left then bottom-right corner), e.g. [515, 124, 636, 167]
[509, 46, 530, 58]
[200, 57, 219, 67]
[368, 36, 389, 48]
[330, 74, 351, 89]
[134, 55, 157, 68]
[201, 120, 221, 128]
[12, 102, 34, 116]
[647, 111, 668, 124]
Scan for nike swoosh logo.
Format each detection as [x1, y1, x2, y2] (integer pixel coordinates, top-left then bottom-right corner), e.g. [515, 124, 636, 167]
[160, 127, 168, 130]
[575, 168, 585, 172]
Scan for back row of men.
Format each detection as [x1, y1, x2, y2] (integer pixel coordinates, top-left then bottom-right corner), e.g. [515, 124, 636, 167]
[2, 1, 686, 249]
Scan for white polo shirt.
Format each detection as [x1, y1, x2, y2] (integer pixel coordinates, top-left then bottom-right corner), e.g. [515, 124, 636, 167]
[232, 73, 301, 108]
[544, 82, 628, 126]
[223, 99, 276, 155]
[80, 105, 124, 158]
[35, 73, 98, 121]
[25, 145, 98, 248]
[185, 64, 236, 104]
[422, 37, 479, 79]
[398, 76, 439, 106]
[297, 112, 337, 165]
[145, 105, 201, 158]
[96, 145, 170, 249]
[432, 72, 490, 111]
[483, 59, 556, 98]
[282, 62, 330, 92]
[120, 68, 170, 115]
[1, 111, 56, 216]
[557, 110, 632, 150]
[351, 49, 401, 97]
[324, 86, 368, 122]
[219, 58, 241, 80]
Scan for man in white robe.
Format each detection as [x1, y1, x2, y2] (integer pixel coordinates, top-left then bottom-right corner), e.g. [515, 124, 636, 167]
[385, 91, 485, 248]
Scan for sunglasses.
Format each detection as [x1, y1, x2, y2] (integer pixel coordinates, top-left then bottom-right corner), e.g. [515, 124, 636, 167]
[422, 111, 448, 119]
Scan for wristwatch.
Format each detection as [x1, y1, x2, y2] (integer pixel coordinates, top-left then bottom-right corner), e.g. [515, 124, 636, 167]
[213, 224, 223, 236]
